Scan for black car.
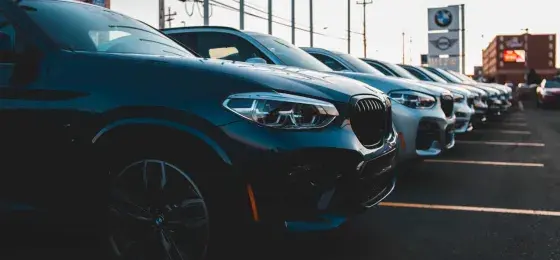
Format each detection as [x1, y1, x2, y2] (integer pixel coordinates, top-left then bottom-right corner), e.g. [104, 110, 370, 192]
[0, 0, 398, 259]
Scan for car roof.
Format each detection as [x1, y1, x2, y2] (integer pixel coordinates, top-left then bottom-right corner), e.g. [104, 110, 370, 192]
[162, 26, 243, 34]
[300, 47, 345, 55]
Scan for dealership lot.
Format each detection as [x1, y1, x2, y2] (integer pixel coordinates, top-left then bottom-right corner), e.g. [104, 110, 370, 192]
[243, 103, 560, 260]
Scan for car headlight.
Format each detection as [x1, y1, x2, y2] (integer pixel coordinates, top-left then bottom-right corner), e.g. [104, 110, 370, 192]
[388, 90, 436, 109]
[223, 92, 339, 129]
[453, 93, 465, 103]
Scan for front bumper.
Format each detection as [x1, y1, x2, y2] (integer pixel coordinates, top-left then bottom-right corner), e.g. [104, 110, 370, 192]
[500, 99, 512, 111]
[542, 94, 560, 105]
[453, 102, 474, 134]
[473, 101, 488, 123]
[488, 99, 503, 115]
[392, 102, 455, 161]
[218, 118, 399, 232]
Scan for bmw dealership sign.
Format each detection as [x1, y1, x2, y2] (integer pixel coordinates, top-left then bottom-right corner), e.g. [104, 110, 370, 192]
[428, 6, 460, 31]
[427, 5, 463, 72]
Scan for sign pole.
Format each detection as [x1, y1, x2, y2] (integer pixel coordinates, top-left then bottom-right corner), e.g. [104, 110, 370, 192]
[460, 4, 466, 74]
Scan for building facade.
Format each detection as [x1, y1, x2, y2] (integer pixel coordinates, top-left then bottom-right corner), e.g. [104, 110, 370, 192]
[482, 34, 556, 84]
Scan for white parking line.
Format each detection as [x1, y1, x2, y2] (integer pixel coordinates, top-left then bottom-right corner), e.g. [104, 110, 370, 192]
[424, 159, 544, 167]
[455, 140, 545, 147]
[518, 101, 525, 111]
[475, 130, 531, 134]
[378, 202, 560, 217]
[492, 122, 528, 126]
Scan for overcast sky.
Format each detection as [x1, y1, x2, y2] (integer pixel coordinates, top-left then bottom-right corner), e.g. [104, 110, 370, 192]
[111, 0, 559, 74]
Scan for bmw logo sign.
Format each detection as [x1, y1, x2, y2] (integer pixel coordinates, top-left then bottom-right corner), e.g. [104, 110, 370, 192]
[430, 37, 459, 51]
[434, 9, 452, 28]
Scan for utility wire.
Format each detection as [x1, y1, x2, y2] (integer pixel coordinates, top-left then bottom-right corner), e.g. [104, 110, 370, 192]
[184, 1, 195, 16]
[210, 0, 347, 41]
[230, 0, 363, 36]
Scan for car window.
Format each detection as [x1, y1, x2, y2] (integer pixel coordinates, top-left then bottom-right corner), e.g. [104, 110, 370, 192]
[20, 0, 195, 57]
[364, 61, 396, 77]
[169, 31, 270, 63]
[309, 53, 348, 71]
[248, 33, 332, 72]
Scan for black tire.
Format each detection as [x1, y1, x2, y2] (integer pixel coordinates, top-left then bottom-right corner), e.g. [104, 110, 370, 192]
[107, 142, 250, 260]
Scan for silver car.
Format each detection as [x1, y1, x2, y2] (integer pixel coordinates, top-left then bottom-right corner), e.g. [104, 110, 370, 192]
[162, 27, 456, 161]
[349, 57, 475, 133]
[398, 64, 490, 125]
[423, 66, 505, 116]
[447, 70, 513, 110]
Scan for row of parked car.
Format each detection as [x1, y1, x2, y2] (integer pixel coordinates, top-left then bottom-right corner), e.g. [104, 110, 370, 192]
[0, 1, 513, 259]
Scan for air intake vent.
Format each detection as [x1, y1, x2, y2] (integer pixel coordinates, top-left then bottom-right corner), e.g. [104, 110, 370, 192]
[440, 94, 454, 118]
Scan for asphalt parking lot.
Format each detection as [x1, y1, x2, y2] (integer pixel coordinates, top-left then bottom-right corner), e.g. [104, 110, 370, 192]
[245, 103, 560, 260]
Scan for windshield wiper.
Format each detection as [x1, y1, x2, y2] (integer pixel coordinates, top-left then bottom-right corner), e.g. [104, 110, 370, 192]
[162, 49, 185, 58]
[272, 39, 293, 49]
[139, 38, 190, 57]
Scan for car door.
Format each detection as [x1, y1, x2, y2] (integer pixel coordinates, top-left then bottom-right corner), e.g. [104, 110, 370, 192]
[0, 2, 88, 225]
[307, 52, 349, 71]
[169, 31, 272, 63]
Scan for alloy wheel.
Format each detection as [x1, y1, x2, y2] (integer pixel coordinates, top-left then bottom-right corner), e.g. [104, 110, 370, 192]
[109, 159, 210, 260]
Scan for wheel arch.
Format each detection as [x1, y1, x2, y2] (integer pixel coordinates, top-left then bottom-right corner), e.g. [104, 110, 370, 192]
[92, 118, 233, 166]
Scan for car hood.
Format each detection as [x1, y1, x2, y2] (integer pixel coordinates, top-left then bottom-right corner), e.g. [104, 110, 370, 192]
[416, 81, 473, 97]
[71, 52, 381, 104]
[330, 71, 451, 97]
[487, 83, 512, 93]
[459, 81, 501, 95]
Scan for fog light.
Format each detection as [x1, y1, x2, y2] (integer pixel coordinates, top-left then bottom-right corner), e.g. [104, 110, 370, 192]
[356, 161, 365, 171]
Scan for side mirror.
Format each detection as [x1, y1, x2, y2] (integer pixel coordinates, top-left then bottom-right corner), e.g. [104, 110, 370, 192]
[245, 57, 267, 64]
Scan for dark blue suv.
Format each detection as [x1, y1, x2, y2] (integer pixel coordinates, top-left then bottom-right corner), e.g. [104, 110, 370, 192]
[0, 0, 398, 259]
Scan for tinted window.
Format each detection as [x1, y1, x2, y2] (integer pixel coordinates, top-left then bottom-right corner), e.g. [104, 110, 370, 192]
[20, 0, 194, 57]
[170, 32, 270, 63]
[309, 53, 348, 71]
[364, 61, 396, 77]
[248, 33, 332, 72]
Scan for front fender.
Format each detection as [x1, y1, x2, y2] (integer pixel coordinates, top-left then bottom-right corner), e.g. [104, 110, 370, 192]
[92, 118, 233, 165]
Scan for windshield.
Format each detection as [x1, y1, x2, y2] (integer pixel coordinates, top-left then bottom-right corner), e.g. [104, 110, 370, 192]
[416, 67, 448, 83]
[545, 78, 560, 88]
[382, 62, 417, 80]
[448, 70, 477, 84]
[426, 67, 464, 84]
[21, 0, 194, 57]
[337, 53, 384, 76]
[249, 33, 332, 72]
